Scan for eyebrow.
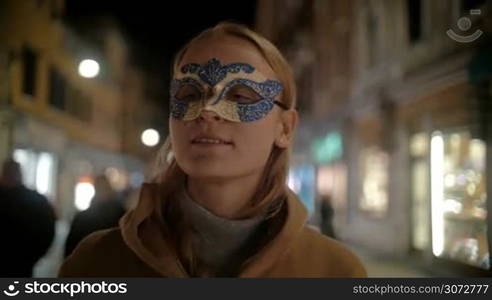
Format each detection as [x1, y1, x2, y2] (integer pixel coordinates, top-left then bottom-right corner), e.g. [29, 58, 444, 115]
[180, 58, 255, 87]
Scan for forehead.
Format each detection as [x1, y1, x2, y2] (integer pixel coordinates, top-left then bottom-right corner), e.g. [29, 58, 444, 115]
[178, 35, 278, 79]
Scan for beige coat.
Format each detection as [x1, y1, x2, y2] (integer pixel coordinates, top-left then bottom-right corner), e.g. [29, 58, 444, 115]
[59, 183, 366, 277]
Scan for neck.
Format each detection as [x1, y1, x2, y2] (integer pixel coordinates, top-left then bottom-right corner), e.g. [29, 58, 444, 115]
[186, 172, 262, 220]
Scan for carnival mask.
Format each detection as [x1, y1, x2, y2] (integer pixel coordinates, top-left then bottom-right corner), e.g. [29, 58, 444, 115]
[170, 58, 287, 123]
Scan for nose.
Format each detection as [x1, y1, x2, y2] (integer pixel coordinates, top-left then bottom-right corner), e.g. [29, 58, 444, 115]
[198, 109, 222, 122]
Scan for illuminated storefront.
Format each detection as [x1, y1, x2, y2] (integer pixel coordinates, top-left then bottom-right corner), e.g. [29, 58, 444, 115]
[405, 82, 491, 274]
[410, 130, 489, 270]
[13, 148, 58, 200]
[359, 146, 389, 218]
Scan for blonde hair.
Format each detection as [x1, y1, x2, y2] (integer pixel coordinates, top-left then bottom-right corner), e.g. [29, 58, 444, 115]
[151, 22, 297, 276]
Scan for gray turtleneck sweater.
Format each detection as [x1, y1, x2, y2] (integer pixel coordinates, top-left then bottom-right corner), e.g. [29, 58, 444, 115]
[179, 188, 265, 277]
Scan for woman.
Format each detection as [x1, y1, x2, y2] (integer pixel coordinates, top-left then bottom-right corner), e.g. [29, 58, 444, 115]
[59, 22, 366, 277]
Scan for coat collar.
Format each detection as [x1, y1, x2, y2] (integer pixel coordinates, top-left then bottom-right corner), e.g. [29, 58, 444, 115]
[119, 183, 308, 277]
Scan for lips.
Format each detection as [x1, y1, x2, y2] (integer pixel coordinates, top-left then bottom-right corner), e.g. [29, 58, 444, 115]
[191, 135, 233, 145]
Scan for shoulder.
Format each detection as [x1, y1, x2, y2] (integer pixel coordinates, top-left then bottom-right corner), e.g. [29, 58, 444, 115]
[18, 187, 55, 217]
[76, 227, 125, 249]
[58, 227, 156, 277]
[22, 188, 52, 208]
[21, 186, 45, 199]
[287, 225, 367, 277]
[58, 228, 122, 276]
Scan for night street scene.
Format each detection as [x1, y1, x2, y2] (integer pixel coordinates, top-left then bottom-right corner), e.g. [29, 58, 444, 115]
[0, 0, 491, 278]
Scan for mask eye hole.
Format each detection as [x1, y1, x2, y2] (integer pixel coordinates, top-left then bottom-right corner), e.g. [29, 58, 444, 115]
[225, 84, 262, 104]
[175, 84, 203, 102]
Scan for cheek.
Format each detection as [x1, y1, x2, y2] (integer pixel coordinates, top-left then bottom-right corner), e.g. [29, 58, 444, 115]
[235, 121, 277, 162]
[169, 120, 188, 154]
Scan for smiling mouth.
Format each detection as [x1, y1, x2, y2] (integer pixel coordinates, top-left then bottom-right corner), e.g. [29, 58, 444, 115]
[191, 138, 233, 145]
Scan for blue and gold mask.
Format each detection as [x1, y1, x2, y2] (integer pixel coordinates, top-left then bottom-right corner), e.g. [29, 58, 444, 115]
[170, 58, 287, 123]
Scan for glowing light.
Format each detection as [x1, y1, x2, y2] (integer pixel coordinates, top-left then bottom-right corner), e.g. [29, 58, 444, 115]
[431, 132, 445, 257]
[312, 132, 343, 163]
[141, 129, 160, 147]
[443, 199, 463, 214]
[359, 147, 389, 216]
[287, 172, 301, 193]
[444, 174, 456, 188]
[36, 152, 54, 196]
[75, 182, 95, 211]
[467, 183, 477, 196]
[410, 133, 428, 157]
[78, 59, 100, 78]
[105, 167, 127, 191]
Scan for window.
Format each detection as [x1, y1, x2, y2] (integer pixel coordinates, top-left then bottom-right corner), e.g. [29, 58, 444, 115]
[49, 67, 66, 110]
[22, 46, 37, 97]
[49, 67, 92, 122]
[359, 146, 389, 217]
[407, 0, 422, 43]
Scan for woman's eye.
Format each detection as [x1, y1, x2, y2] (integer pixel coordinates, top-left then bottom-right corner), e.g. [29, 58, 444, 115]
[232, 93, 254, 102]
[175, 84, 202, 102]
[226, 85, 261, 104]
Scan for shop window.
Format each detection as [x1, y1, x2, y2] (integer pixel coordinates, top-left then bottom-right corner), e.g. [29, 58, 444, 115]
[431, 130, 489, 269]
[359, 146, 389, 217]
[412, 160, 430, 250]
[13, 149, 37, 189]
[410, 133, 431, 251]
[13, 149, 57, 200]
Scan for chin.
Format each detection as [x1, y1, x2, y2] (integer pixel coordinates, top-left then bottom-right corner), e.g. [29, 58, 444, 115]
[180, 161, 236, 180]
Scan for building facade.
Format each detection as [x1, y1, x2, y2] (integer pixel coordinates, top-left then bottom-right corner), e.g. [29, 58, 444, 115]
[257, 0, 492, 276]
[0, 0, 167, 275]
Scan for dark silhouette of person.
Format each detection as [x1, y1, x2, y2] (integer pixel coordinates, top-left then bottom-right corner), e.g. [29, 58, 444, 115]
[319, 195, 336, 239]
[0, 158, 56, 277]
[64, 175, 126, 257]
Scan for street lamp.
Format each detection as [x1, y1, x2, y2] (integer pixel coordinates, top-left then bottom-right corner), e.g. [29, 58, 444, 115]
[78, 59, 100, 78]
[141, 128, 160, 147]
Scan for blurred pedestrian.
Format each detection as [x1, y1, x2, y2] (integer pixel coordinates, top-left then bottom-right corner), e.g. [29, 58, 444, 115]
[59, 22, 366, 277]
[0, 158, 56, 277]
[64, 174, 125, 257]
[319, 195, 336, 239]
